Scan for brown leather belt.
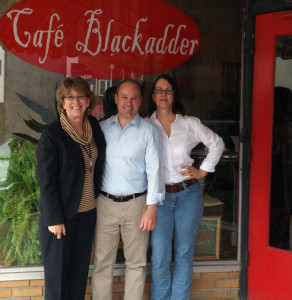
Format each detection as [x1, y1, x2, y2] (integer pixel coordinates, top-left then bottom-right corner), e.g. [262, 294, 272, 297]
[165, 178, 198, 193]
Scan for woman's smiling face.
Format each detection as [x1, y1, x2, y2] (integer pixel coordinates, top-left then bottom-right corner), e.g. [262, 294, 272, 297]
[62, 87, 90, 121]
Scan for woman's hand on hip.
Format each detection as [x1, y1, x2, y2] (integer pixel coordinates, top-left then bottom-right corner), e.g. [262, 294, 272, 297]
[180, 165, 208, 180]
[48, 224, 66, 239]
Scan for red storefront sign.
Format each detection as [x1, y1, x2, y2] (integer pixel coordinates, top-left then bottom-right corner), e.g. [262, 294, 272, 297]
[0, 0, 200, 79]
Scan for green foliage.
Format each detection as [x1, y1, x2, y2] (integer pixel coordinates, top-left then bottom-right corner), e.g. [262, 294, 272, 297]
[0, 86, 59, 266]
[0, 138, 41, 266]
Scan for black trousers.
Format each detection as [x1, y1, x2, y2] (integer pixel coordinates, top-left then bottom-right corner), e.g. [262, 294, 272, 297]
[39, 209, 96, 300]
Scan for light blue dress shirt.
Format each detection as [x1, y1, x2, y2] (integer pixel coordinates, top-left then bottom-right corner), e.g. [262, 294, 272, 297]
[100, 114, 165, 205]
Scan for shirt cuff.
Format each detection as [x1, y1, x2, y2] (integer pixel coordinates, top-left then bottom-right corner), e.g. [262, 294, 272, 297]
[146, 192, 165, 205]
[200, 161, 216, 173]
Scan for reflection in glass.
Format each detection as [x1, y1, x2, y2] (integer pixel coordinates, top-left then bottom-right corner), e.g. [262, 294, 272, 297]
[0, 141, 10, 188]
[0, 138, 41, 267]
[192, 140, 238, 260]
[270, 35, 292, 250]
[114, 0, 242, 263]
[0, 46, 4, 103]
[0, 0, 242, 267]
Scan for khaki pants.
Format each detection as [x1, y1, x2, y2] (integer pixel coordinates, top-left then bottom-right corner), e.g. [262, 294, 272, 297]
[92, 193, 149, 300]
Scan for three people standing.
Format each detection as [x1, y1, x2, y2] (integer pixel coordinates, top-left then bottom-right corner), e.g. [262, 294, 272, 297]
[37, 75, 223, 300]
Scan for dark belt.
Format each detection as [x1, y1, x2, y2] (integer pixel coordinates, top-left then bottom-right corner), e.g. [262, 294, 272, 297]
[100, 190, 147, 202]
[165, 178, 198, 193]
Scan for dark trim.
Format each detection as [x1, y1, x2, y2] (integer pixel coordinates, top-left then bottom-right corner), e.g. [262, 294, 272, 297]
[253, 0, 292, 14]
[239, 0, 254, 298]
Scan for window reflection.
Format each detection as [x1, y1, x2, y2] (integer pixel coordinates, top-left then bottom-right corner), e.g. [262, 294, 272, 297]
[192, 137, 238, 260]
[0, 0, 242, 267]
[114, 0, 242, 263]
[0, 141, 10, 188]
[0, 46, 4, 103]
[0, 138, 41, 267]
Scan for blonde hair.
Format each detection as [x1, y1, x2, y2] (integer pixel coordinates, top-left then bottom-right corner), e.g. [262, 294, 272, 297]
[56, 76, 96, 115]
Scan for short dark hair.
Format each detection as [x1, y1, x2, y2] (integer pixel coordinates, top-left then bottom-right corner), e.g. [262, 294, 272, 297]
[148, 74, 185, 116]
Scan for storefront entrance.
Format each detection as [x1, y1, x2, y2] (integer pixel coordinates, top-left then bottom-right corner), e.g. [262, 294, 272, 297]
[248, 10, 292, 300]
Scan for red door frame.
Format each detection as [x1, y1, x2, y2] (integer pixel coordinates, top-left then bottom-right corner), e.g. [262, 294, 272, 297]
[248, 11, 292, 300]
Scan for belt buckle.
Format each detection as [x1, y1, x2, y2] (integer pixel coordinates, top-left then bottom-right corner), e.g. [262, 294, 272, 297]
[167, 183, 176, 188]
[116, 196, 125, 202]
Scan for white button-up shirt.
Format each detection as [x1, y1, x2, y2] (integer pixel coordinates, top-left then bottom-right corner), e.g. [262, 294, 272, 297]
[149, 112, 225, 184]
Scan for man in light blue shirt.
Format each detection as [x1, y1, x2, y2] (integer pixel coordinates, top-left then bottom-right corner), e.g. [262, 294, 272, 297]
[92, 79, 165, 300]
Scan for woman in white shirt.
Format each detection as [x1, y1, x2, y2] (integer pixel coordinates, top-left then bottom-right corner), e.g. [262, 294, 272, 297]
[148, 74, 225, 300]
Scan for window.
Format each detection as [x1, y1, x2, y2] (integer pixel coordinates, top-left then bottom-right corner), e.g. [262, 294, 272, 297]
[0, 0, 242, 269]
[99, 80, 111, 96]
[0, 46, 4, 102]
[0, 142, 9, 187]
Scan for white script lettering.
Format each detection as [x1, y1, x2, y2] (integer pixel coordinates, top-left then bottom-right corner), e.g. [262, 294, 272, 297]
[7, 8, 64, 63]
[6, 8, 199, 63]
[76, 10, 103, 55]
[76, 10, 199, 57]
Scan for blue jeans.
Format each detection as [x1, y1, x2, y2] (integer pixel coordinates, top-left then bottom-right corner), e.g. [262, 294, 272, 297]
[151, 181, 203, 300]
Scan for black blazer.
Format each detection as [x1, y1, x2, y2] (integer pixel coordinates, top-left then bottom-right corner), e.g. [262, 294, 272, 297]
[36, 116, 106, 226]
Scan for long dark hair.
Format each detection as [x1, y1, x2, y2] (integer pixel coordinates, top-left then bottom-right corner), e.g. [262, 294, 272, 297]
[148, 74, 185, 116]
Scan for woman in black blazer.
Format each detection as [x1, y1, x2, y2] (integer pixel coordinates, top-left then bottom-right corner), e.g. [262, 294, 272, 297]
[36, 76, 106, 300]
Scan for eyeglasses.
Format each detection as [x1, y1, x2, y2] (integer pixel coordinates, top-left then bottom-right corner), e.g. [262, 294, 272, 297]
[64, 94, 87, 100]
[153, 88, 174, 95]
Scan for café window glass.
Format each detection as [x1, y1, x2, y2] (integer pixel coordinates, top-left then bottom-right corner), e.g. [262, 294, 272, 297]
[0, 0, 242, 268]
[99, 80, 111, 97]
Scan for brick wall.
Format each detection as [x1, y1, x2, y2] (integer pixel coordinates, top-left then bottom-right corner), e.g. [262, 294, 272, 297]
[0, 272, 239, 299]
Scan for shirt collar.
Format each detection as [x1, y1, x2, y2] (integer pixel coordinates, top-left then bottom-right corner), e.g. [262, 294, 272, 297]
[150, 111, 157, 121]
[111, 114, 141, 128]
[110, 115, 119, 125]
[150, 111, 180, 123]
